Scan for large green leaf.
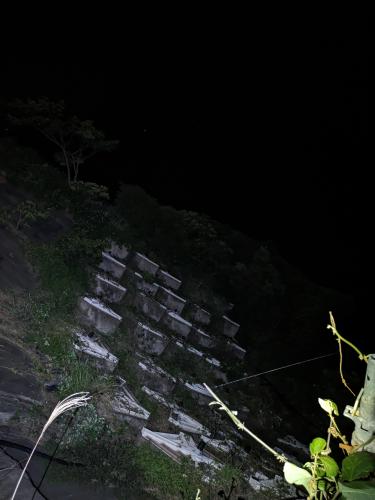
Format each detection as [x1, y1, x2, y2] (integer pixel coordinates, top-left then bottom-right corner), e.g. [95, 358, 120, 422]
[283, 462, 313, 494]
[310, 437, 327, 456]
[342, 452, 375, 482]
[319, 456, 339, 478]
[318, 398, 339, 416]
[339, 480, 375, 499]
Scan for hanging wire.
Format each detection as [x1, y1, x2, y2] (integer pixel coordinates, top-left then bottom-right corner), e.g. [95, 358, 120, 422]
[215, 352, 337, 388]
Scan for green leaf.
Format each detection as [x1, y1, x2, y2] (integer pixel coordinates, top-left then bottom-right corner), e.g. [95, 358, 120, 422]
[339, 480, 375, 499]
[319, 456, 339, 478]
[283, 462, 313, 494]
[317, 479, 327, 491]
[318, 398, 339, 416]
[310, 437, 327, 456]
[342, 452, 375, 482]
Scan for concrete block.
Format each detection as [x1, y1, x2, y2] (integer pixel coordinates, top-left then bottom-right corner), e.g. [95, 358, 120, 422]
[124, 268, 144, 288]
[137, 280, 160, 297]
[108, 241, 130, 261]
[156, 269, 182, 291]
[95, 274, 127, 303]
[189, 304, 211, 326]
[225, 340, 247, 360]
[73, 329, 118, 372]
[156, 286, 186, 314]
[111, 377, 150, 428]
[136, 355, 176, 394]
[189, 327, 216, 349]
[141, 428, 217, 467]
[135, 322, 169, 355]
[163, 312, 192, 338]
[133, 252, 159, 276]
[78, 297, 122, 334]
[222, 315, 240, 338]
[168, 409, 209, 435]
[134, 292, 167, 322]
[99, 251, 126, 279]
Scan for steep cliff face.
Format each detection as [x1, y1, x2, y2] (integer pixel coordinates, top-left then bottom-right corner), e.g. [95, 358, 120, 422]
[0, 177, 355, 498]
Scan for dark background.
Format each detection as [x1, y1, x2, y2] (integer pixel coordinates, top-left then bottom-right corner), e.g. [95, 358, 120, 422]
[1, 19, 370, 328]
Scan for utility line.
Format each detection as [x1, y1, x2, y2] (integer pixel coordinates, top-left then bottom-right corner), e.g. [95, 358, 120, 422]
[215, 352, 337, 388]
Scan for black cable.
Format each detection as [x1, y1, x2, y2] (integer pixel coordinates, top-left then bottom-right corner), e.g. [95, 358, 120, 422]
[0, 445, 49, 500]
[31, 407, 80, 500]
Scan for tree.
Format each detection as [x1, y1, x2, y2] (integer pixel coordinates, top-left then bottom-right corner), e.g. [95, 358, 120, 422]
[8, 97, 118, 186]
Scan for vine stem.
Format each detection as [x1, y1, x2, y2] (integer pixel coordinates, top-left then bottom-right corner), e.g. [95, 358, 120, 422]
[203, 384, 286, 463]
[328, 312, 368, 363]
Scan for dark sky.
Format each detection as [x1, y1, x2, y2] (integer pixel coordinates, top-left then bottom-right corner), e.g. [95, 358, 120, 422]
[1, 20, 369, 306]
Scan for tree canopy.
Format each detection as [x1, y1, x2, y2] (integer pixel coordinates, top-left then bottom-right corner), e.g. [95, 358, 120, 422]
[8, 97, 118, 186]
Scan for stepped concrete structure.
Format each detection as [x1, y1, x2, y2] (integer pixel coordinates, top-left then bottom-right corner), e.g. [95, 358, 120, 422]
[72, 241, 264, 490]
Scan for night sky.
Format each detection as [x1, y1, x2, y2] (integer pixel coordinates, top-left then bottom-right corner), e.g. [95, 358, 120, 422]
[1, 20, 370, 327]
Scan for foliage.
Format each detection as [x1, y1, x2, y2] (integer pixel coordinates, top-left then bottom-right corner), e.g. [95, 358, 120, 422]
[135, 443, 204, 499]
[27, 242, 88, 315]
[0, 200, 51, 232]
[204, 317, 375, 499]
[8, 97, 118, 185]
[11, 392, 90, 500]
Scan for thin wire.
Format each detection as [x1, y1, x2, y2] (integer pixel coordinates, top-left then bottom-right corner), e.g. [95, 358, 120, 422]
[215, 352, 337, 388]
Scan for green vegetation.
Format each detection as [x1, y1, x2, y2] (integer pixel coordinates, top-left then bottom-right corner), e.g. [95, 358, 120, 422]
[8, 97, 118, 186]
[135, 444, 205, 498]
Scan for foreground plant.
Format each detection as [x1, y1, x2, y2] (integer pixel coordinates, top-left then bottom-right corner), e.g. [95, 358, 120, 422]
[11, 392, 90, 500]
[204, 384, 375, 498]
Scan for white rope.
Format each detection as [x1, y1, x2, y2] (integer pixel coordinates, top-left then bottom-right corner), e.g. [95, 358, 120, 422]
[215, 352, 337, 388]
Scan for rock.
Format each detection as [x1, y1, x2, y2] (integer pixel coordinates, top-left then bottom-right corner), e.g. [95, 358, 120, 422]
[44, 381, 59, 392]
